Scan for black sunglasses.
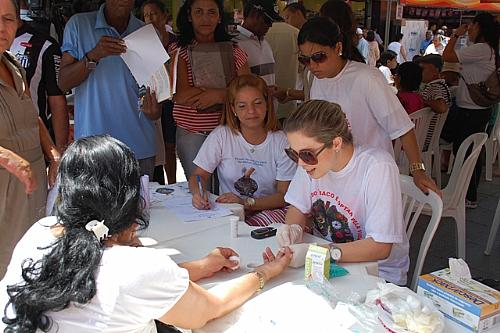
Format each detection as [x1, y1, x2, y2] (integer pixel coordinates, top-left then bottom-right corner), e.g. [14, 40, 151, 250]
[298, 52, 328, 66]
[284, 143, 330, 165]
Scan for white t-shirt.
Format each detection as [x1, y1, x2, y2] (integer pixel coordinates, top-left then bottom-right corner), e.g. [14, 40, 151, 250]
[424, 43, 444, 56]
[388, 41, 404, 63]
[0, 217, 189, 333]
[194, 126, 297, 198]
[378, 65, 394, 84]
[310, 61, 414, 156]
[285, 146, 409, 285]
[456, 43, 496, 109]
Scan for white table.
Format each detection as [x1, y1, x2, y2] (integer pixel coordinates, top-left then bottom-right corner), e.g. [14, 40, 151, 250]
[142, 183, 468, 333]
[138, 182, 244, 244]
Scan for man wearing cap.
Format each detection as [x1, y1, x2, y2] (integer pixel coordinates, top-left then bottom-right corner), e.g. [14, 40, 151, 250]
[420, 30, 433, 55]
[356, 27, 369, 64]
[417, 54, 452, 114]
[233, 0, 281, 87]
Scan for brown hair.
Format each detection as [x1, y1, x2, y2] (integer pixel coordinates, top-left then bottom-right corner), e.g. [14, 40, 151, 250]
[221, 74, 278, 134]
[284, 100, 353, 145]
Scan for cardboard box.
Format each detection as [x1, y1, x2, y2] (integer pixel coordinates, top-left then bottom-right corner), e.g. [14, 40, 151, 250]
[304, 245, 330, 282]
[417, 269, 500, 333]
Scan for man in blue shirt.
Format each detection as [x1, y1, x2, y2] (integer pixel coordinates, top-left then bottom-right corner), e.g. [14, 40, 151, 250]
[59, 0, 161, 177]
[419, 30, 433, 55]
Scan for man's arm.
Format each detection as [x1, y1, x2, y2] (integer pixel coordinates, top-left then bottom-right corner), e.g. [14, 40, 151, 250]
[48, 95, 69, 151]
[58, 36, 127, 92]
[43, 44, 69, 150]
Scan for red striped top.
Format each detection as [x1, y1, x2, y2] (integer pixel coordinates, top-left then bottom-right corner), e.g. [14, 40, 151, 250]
[172, 43, 247, 133]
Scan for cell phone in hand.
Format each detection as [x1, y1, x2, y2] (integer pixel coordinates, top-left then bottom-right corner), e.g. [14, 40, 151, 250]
[251, 227, 277, 239]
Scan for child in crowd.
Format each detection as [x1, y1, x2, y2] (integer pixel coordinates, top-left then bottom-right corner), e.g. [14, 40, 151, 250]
[378, 51, 398, 85]
[394, 62, 425, 114]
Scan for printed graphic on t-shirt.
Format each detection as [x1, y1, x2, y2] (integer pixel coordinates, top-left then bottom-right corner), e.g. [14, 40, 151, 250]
[234, 167, 258, 197]
[310, 191, 363, 243]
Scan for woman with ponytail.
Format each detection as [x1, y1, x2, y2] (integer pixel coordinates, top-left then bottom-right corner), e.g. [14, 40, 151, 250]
[1, 135, 291, 332]
[297, 16, 440, 196]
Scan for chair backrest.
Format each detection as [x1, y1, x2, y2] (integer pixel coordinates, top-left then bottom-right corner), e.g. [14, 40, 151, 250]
[394, 107, 433, 171]
[444, 133, 488, 207]
[410, 107, 433, 149]
[400, 174, 443, 291]
[422, 111, 449, 153]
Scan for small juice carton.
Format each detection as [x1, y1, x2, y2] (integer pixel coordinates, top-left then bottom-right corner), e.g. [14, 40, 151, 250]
[304, 245, 330, 282]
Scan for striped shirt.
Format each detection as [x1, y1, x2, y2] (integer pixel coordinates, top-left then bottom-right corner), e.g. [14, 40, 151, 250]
[172, 42, 247, 133]
[421, 79, 452, 151]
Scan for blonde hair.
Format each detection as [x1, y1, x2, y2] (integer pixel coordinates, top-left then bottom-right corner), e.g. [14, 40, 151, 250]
[221, 74, 279, 133]
[284, 100, 353, 145]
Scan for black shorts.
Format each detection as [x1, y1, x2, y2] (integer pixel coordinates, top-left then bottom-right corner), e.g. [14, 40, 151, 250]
[161, 100, 176, 144]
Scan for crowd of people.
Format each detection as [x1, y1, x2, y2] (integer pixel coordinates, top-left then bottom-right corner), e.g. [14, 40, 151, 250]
[0, 0, 498, 331]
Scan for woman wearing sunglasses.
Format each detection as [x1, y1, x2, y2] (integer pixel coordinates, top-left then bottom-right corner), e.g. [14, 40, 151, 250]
[188, 75, 297, 226]
[298, 17, 439, 196]
[279, 100, 409, 285]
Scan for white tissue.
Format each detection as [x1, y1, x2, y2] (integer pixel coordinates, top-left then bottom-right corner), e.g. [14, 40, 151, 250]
[449, 258, 471, 280]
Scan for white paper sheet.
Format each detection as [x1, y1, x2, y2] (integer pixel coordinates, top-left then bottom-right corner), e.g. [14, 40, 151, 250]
[121, 24, 171, 102]
[163, 195, 232, 222]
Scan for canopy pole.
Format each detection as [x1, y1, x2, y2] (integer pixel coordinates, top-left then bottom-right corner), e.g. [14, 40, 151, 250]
[384, 0, 392, 50]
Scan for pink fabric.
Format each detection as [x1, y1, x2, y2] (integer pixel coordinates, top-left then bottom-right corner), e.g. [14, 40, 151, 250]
[245, 207, 288, 227]
[397, 91, 425, 115]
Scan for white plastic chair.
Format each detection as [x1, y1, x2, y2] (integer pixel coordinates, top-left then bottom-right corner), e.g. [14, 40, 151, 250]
[422, 133, 488, 259]
[395, 107, 433, 174]
[400, 175, 443, 291]
[485, 114, 500, 181]
[421, 111, 449, 188]
[485, 197, 500, 255]
[484, 128, 500, 255]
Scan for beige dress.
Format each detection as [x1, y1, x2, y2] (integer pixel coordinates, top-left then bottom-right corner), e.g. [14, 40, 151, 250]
[0, 53, 46, 278]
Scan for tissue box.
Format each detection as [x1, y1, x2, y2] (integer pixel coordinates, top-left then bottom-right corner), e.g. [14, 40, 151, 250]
[304, 245, 330, 281]
[417, 269, 500, 333]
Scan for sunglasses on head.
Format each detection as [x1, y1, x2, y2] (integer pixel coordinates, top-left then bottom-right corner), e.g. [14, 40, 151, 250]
[284, 143, 330, 165]
[298, 52, 328, 66]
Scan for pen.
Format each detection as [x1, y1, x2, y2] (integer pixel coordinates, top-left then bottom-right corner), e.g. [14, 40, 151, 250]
[197, 175, 204, 197]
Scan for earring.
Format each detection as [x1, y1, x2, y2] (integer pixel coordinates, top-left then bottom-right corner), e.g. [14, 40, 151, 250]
[234, 112, 237, 117]
[339, 50, 342, 56]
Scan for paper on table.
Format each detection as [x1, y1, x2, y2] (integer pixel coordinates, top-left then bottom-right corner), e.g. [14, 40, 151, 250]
[164, 196, 232, 222]
[121, 24, 171, 102]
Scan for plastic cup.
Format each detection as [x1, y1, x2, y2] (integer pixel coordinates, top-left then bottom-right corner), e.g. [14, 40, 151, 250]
[230, 216, 239, 238]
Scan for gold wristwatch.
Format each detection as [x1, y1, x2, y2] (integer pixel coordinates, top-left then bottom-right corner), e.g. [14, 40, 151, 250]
[409, 162, 426, 174]
[253, 270, 265, 293]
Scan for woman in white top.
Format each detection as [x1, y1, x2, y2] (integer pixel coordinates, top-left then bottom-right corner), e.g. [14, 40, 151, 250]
[189, 75, 297, 226]
[297, 17, 439, 195]
[0, 135, 292, 333]
[442, 13, 499, 207]
[277, 100, 410, 285]
[387, 33, 408, 64]
[378, 50, 398, 85]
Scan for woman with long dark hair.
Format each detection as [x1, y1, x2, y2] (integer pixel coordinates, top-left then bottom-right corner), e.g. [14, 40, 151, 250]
[442, 12, 500, 208]
[172, 0, 249, 180]
[319, 0, 365, 63]
[297, 17, 439, 195]
[0, 136, 291, 332]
